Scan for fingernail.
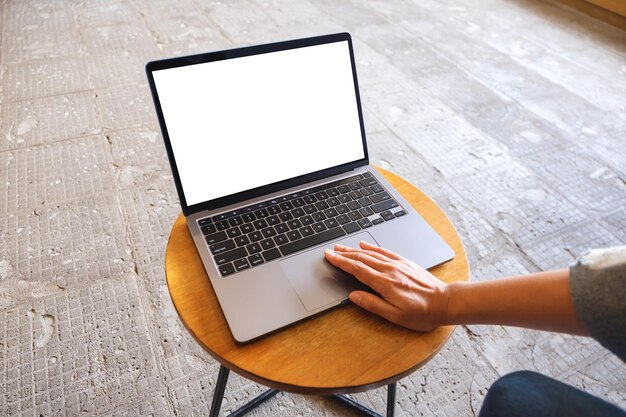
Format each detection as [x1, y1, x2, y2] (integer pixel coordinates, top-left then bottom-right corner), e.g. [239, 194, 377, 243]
[335, 244, 345, 250]
[350, 292, 362, 303]
[325, 249, 335, 257]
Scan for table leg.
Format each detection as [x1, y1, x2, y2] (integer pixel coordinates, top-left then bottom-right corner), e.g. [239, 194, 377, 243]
[210, 366, 230, 417]
[210, 365, 397, 417]
[387, 382, 396, 417]
[209, 365, 279, 417]
[328, 382, 397, 417]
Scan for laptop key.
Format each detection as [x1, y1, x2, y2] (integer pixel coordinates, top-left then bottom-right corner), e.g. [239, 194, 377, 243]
[395, 210, 407, 217]
[348, 211, 362, 221]
[357, 218, 373, 229]
[279, 227, 346, 256]
[336, 204, 349, 214]
[336, 214, 350, 224]
[343, 222, 361, 234]
[205, 231, 228, 245]
[359, 207, 374, 217]
[253, 219, 268, 229]
[227, 227, 242, 238]
[242, 212, 255, 222]
[216, 220, 230, 231]
[349, 181, 362, 190]
[370, 192, 391, 203]
[349, 190, 362, 200]
[312, 212, 326, 222]
[219, 263, 236, 277]
[201, 224, 217, 235]
[372, 199, 398, 213]
[337, 184, 350, 193]
[249, 231, 263, 242]
[287, 219, 302, 230]
[347, 201, 360, 211]
[247, 242, 262, 254]
[300, 226, 314, 237]
[275, 223, 288, 234]
[248, 253, 264, 267]
[301, 215, 314, 226]
[274, 234, 289, 246]
[360, 187, 373, 196]
[359, 178, 378, 187]
[382, 211, 395, 221]
[241, 223, 254, 234]
[324, 218, 339, 229]
[279, 211, 294, 222]
[261, 227, 276, 238]
[262, 248, 282, 262]
[198, 217, 213, 226]
[371, 184, 384, 193]
[326, 188, 339, 197]
[267, 215, 280, 226]
[255, 208, 269, 218]
[214, 247, 247, 265]
[315, 201, 329, 210]
[287, 230, 302, 241]
[372, 217, 384, 225]
[211, 239, 236, 254]
[338, 194, 351, 203]
[234, 258, 250, 272]
[229, 216, 243, 227]
[312, 222, 327, 233]
[324, 207, 338, 218]
[235, 235, 250, 246]
[260, 238, 276, 250]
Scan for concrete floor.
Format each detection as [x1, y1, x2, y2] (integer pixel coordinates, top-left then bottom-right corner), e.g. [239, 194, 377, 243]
[1, 0, 625, 415]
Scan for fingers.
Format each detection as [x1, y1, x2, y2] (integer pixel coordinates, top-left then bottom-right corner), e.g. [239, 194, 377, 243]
[332, 249, 390, 271]
[349, 291, 399, 322]
[334, 241, 403, 261]
[324, 250, 388, 292]
[359, 241, 404, 260]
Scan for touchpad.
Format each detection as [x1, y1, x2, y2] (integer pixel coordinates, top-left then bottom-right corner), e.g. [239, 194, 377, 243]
[281, 232, 378, 312]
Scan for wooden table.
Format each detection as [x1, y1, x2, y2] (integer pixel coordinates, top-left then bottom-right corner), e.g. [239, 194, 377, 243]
[165, 167, 469, 416]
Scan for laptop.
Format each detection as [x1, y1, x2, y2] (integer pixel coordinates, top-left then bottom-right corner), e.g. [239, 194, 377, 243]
[146, 32, 454, 342]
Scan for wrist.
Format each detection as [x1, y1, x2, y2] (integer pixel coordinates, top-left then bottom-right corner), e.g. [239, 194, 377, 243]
[443, 281, 467, 326]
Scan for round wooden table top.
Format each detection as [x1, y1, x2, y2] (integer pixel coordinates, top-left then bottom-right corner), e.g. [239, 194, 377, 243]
[165, 167, 469, 395]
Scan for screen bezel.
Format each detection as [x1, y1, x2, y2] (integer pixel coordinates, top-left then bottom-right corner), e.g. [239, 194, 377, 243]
[145, 32, 369, 217]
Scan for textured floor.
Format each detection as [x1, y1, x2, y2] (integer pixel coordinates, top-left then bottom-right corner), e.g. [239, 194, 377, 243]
[1, 0, 625, 416]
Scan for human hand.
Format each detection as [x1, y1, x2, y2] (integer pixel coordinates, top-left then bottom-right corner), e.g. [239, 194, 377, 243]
[324, 241, 449, 332]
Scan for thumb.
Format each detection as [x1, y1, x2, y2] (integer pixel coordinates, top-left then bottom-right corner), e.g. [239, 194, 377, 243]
[349, 291, 398, 322]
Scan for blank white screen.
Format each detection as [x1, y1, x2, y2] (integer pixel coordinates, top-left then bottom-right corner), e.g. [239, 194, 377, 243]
[152, 41, 365, 206]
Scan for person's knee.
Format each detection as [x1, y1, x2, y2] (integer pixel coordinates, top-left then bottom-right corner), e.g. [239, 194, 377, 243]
[479, 371, 546, 417]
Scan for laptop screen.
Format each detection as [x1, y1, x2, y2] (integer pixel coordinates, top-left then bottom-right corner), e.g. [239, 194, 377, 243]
[151, 39, 366, 207]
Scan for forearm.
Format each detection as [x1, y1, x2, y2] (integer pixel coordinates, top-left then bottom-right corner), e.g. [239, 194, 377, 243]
[445, 269, 589, 336]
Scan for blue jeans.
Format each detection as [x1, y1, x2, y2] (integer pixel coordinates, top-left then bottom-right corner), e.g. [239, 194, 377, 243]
[479, 371, 626, 417]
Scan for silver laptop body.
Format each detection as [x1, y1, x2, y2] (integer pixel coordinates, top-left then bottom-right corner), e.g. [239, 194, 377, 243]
[146, 33, 454, 342]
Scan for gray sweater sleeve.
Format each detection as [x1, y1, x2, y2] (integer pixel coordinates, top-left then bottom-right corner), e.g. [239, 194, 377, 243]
[569, 246, 626, 361]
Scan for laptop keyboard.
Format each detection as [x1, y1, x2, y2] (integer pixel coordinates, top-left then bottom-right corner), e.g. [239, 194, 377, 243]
[198, 172, 406, 277]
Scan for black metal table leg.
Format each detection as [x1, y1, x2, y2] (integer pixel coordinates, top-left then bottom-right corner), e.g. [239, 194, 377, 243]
[210, 366, 231, 417]
[209, 365, 279, 417]
[228, 389, 279, 417]
[210, 365, 398, 417]
[387, 382, 396, 417]
[328, 382, 397, 417]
